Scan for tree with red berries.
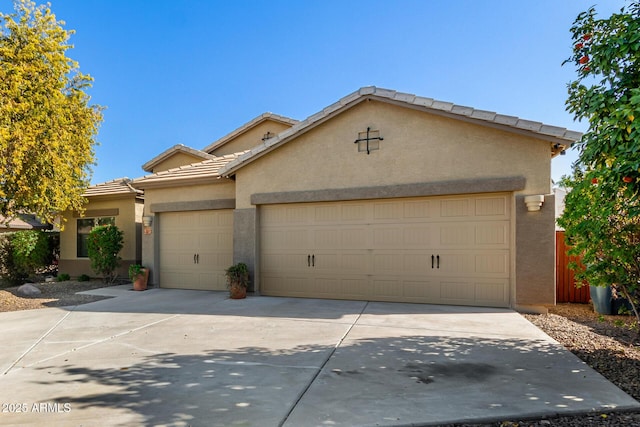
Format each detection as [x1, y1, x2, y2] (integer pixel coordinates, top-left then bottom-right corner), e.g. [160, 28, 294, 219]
[559, 2, 640, 326]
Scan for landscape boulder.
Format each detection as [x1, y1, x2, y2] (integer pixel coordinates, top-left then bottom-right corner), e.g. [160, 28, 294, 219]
[17, 283, 41, 298]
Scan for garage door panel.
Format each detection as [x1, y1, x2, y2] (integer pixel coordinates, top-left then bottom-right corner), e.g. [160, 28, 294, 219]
[402, 200, 433, 219]
[475, 223, 509, 247]
[161, 270, 197, 290]
[340, 228, 370, 248]
[439, 225, 473, 247]
[340, 252, 370, 272]
[401, 253, 432, 275]
[262, 253, 309, 273]
[440, 199, 471, 218]
[260, 194, 511, 307]
[475, 280, 509, 304]
[373, 201, 404, 221]
[314, 229, 341, 248]
[475, 253, 509, 276]
[197, 251, 233, 270]
[402, 226, 433, 247]
[373, 225, 434, 249]
[312, 277, 370, 299]
[403, 279, 441, 300]
[440, 280, 476, 302]
[262, 274, 312, 296]
[372, 279, 403, 298]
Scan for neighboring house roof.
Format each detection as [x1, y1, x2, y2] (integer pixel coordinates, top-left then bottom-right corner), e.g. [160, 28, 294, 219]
[219, 86, 583, 177]
[0, 214, 51, 231]
[142, 144, 215, 172]
[202, 112, 299, 154]
[131, 152, 248, 189]
[84, 177, 143, 198]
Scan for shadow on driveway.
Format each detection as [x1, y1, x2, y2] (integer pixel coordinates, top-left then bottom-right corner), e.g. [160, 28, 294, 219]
[10, 333, 636, 426]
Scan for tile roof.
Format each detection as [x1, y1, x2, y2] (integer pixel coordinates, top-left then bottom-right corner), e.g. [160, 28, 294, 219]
[202, 112, 298, 154]
[131, 152, 248, 189]
[0, 214, 51, 231]
[83, 178, 143, 198]
[142, 144, 215, 172]
[219, 86, 583, 177]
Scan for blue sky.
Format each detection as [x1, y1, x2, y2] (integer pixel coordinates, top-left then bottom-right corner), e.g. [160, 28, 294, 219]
[2, 1, 629, 185]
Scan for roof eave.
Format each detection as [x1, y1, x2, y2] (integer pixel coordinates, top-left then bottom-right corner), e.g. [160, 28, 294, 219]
[131, 175, 230, 190]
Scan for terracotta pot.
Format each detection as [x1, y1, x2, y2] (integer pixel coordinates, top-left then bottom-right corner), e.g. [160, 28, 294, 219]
[133, 268, 149, 291]
[229, 283, 247, 299]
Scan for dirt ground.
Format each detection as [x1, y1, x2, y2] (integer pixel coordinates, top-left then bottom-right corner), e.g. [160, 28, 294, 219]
[0, 280, 115, 312]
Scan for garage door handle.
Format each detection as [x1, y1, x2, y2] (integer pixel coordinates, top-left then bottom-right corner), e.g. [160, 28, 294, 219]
[194, 254, 197, 264]
[437, 255, 440, 269]
[431, 255, 434, 269]
[196, 254, 200, 264]
[312, 254, 315, 267]
[308, 255, 311, 267]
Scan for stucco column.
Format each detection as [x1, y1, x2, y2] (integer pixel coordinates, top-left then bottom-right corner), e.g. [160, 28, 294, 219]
[515, 193, 556, 308]
[233, 208, 257, 292]
[141, 214, 157, 286]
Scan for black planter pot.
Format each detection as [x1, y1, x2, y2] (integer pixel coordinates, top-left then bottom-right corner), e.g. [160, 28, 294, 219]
[590, 285, 612, 315]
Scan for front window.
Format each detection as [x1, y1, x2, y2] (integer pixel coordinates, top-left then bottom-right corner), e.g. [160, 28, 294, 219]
[77, 217, 115, 258]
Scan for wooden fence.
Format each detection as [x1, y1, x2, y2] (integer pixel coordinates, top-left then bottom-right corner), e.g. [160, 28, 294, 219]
[556, 231, 591, 303]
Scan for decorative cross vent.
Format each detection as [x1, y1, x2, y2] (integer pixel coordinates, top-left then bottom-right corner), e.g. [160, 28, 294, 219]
[262, 131, 275, 142]
[354, 127, 383, 154]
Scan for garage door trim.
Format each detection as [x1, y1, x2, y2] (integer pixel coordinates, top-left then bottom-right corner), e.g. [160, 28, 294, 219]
[251, 176, 525, 205]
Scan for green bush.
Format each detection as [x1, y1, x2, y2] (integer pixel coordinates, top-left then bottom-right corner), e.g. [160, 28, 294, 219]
[87, 225, 123, 283]
[78, 274, 91, 282]
[0, 231, 54, 286]
[57, 273, 71, 282]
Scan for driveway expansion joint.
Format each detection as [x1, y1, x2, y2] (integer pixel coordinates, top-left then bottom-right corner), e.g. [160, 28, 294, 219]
[2, 310, 72, 376]
[278, 301, 369, 427]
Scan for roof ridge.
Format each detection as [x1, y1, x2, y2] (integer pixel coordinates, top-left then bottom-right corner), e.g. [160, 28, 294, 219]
[219, 86, 582, 177]
[141, 144, 215, 172]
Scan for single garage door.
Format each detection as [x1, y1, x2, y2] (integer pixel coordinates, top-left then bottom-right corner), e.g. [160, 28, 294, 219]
[159, 210, 233, 290]
[260, 193, 511, 307]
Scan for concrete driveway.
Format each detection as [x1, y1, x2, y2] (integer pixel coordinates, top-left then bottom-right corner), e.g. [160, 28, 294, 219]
[0, 286, 638, 427]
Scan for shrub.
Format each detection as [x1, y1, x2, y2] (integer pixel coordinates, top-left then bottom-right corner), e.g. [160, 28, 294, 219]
[87, 225, 123, 283]
[0, 231, 54, 286]
[78, 274, 91, 282]
[57, 273, 71, 282]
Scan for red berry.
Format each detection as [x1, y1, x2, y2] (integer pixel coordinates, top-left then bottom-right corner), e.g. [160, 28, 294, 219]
[584, 66, 591, 71]
[575, 42, 584, 49]
[591, 178, 598, 184]
[579, 56, 589, 64]
[623, 176, 633, 183]
[583, 33, 592, 41]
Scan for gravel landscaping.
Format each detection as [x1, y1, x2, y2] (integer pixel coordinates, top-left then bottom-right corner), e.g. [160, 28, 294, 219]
[0, 280, 113, 312]
[1, 282, 640, 425]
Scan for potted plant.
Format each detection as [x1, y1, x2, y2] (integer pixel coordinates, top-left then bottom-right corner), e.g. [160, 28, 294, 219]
[225, 262, 249, 299]
[129, 264, 149, 291]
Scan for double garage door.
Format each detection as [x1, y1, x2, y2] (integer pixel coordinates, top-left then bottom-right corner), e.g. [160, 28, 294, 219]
[260, 193, 511, 307]
[159, 210, 233, 290]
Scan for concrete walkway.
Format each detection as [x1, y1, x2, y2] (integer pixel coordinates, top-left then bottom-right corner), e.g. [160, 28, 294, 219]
[0, 286, 638, 426]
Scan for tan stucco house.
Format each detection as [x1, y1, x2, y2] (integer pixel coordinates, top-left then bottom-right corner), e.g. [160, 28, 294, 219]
[58, 178, 144, 278]
[126, 87, 581, 311]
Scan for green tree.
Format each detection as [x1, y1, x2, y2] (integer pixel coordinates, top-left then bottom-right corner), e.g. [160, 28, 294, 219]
[87, 225, 123, 283]
[559, 2, 640, 325]
[0, 0, 103, 225]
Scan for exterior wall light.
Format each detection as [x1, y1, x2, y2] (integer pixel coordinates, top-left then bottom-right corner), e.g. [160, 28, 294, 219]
[142, 216, 153, 227]
[524, 195, 545, 212]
